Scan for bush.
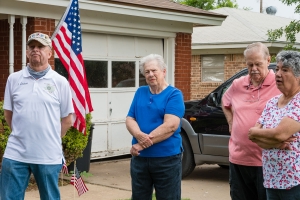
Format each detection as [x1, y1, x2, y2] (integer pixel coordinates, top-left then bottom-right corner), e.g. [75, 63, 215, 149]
[0, 100, 11, 161]
[62, 113, 92, 166]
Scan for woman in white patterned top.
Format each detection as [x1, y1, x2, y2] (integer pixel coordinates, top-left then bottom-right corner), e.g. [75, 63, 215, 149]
[249, 50, 300, 200]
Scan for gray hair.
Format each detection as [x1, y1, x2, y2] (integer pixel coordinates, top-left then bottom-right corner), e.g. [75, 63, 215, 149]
[243, 42, 270, 59]
[139, 54, 166, 75]
[276, 50, 300, 77]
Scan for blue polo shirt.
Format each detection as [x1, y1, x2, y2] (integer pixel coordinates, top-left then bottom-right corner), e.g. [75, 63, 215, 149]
[127, 85, 185, 157]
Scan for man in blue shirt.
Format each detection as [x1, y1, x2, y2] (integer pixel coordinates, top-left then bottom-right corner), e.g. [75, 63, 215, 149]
[126, 54, 185, 200]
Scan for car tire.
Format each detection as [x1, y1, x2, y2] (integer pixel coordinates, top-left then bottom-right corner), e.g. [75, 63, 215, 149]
[180, 132, 196, 179]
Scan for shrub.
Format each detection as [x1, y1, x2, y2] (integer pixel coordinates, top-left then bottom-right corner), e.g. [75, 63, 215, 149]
[0, 100, 11, 161]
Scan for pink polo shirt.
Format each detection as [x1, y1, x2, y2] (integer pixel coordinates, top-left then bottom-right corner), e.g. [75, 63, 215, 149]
[222, 70, 280, 166]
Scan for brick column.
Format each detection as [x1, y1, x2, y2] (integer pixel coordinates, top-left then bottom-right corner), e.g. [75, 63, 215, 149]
[175, 33, 191, 101]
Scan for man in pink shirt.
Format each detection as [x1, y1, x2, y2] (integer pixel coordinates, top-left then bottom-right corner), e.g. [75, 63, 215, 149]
[222, 42, 280, 200]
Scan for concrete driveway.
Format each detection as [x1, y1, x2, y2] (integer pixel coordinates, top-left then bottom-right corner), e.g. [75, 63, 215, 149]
[25, 158, 230, 200]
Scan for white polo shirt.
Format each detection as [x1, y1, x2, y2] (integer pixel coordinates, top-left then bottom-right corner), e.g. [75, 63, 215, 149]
[3, 66, 74, 164]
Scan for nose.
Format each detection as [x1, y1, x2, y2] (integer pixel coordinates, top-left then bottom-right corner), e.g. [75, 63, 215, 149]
[275, 70, 281, 77]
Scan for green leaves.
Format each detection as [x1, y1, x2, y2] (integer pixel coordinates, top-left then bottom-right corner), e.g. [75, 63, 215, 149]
[267, 0, 300, 50]
[176, 0, 238, 10]
[62, 113, 92, 166]
[0, 101, 11, 158]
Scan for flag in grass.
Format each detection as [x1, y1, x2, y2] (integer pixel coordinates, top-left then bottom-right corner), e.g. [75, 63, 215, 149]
[70, 166, 88, 196]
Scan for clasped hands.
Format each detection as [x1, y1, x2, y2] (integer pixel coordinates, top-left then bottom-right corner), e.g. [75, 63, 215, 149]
[130, 133, 153, 156]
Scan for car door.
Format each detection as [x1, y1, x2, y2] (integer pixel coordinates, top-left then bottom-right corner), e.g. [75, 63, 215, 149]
[196, 69, 248, 156]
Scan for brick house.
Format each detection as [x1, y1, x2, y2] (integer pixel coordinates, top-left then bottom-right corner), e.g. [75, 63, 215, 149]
[191, 7, 300, 100]
[0, 0, 226, 159]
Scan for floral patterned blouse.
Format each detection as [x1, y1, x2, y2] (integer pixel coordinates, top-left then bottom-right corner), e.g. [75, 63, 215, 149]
[258, 92, 300, 189]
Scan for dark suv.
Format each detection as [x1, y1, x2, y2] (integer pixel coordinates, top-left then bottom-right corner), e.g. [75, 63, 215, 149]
[180, 63, 276, 178]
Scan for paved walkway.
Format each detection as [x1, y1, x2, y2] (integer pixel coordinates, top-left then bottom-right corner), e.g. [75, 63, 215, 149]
[25, 158, 230, 200]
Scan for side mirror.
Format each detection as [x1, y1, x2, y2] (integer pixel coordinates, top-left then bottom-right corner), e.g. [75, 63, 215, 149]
[207, 92, 218, 106]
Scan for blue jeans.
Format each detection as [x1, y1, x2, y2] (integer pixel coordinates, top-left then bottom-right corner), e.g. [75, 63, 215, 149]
[229, 162, 266, 200]
[266, 185, 300, 200]
[0, 158, 62, 200]
[130, 154, 182, 200]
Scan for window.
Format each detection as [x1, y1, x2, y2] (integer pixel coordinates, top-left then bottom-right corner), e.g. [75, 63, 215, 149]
[201, 55, 224, 82]
[55, 59, 108, 88]
[112, 61, 135, 88]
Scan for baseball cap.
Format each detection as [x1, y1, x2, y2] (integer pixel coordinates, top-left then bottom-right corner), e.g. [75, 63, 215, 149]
[27, 32, 52, 49]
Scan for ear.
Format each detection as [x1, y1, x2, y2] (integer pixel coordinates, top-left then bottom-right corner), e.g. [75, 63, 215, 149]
[47, 47, 52, 59]
[26, 49, 30, 59]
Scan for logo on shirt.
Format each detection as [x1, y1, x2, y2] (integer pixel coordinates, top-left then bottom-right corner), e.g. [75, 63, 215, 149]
[19, 82, 28, 85]
[44, 83, 55, 94]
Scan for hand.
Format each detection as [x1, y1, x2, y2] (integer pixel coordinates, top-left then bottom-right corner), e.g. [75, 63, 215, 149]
[130, 143, 144, 156]
[248, 127, 259, 140]
[136, 133, 153, 149]
[277, 136, 297, 150]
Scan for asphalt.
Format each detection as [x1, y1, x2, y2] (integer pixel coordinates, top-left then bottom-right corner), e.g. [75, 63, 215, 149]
[24, 157, 230, 200]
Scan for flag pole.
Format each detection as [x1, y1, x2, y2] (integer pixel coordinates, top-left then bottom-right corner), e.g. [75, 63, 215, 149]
[74, 160, 76, 199]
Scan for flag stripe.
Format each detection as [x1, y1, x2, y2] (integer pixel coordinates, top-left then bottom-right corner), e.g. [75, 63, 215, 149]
[70, 166, 88, 196]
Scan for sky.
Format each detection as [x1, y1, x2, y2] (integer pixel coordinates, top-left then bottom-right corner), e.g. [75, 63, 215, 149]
[235, 0, 300, 20]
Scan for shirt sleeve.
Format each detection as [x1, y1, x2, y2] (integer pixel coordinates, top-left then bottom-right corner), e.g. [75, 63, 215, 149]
[59, 77, 74, 118]
[286, 94, 300, 123]
[222, 81, 235, 108]
[165, 88, 185, 118]
[3, 75, 13, 111]
[127, 88, 140, 119]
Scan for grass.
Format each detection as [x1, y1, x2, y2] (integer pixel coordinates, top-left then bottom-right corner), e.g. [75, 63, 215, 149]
[123, 194, 190, 200]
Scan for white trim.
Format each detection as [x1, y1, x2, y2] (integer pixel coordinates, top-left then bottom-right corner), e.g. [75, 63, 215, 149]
[15, 0, 225, 26]
[21, 16, 27, 69]
[8, 15, 15, 74]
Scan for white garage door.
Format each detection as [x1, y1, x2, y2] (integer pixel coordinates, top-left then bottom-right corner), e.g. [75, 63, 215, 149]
[82, 32, 164, 159]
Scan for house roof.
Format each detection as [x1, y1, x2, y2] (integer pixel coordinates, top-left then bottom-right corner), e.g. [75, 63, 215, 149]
[92, 0, 226, 17]
[192, 7, 300, 49]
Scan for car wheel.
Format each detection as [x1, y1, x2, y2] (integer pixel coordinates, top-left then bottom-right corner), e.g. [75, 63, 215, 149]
[180, 132, 196, 179]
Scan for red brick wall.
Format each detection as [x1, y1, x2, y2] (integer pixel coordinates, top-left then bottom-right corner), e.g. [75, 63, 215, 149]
[0, 20, 9, 101]
[175, 33, 191, 101]
[0, 17, 55, 100]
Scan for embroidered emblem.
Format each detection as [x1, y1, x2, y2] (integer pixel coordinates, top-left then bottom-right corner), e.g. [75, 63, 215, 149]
[44, 83, 55, 93]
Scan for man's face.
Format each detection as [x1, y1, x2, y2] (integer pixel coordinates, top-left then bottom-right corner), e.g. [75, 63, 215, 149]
[144, 60, 166, 87]
[245, 49, 270, 83]
[26, 40, 52, 69]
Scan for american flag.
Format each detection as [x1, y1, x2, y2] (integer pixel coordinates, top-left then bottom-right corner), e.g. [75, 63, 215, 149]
[51, 0, 93, 134]
[70, 166, 88, 196]
[61, 163, 69, 174]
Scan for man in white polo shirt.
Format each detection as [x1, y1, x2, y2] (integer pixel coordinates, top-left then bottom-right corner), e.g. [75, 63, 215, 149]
[0, 32, 74, 200]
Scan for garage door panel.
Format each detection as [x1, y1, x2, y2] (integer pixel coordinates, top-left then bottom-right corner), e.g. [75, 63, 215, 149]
[110, 91, 135, 120]
[108, 35, 135, 57]
[82, 32, 108, 57]
[90, 92, 108, 122]
[111, 122, 132, 150]
[136, 37, 163, 57]
[91, 123, 108, 159]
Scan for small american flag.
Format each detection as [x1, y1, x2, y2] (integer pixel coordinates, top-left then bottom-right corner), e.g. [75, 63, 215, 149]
[70, 166, 88, 196]
[51, 0, 93, 134]
[61, 163, 69, 174]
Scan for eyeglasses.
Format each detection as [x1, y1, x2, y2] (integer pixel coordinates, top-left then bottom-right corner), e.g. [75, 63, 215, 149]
[243, 87, 260, 102]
